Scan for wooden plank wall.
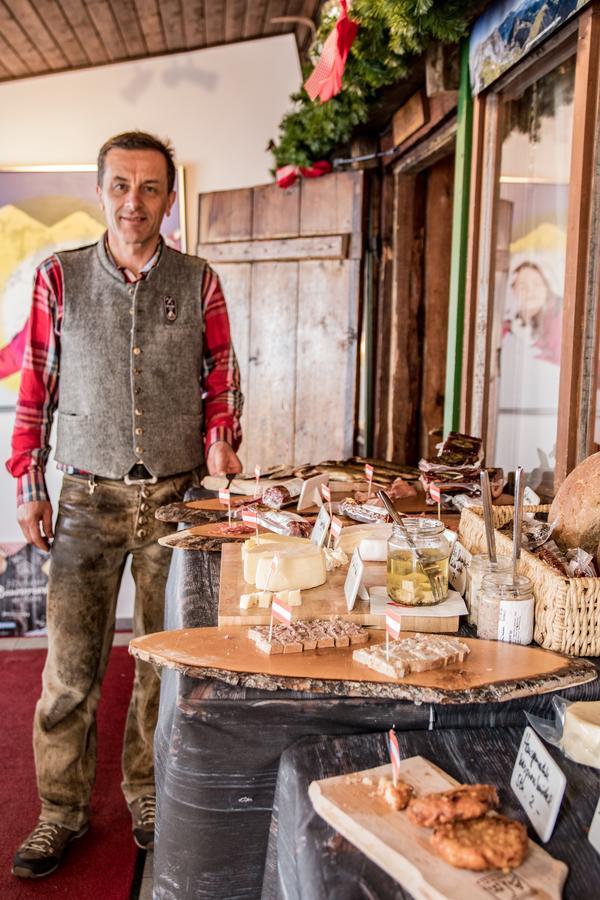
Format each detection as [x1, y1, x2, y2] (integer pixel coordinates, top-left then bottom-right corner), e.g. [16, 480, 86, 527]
[198, 173, 364, 470]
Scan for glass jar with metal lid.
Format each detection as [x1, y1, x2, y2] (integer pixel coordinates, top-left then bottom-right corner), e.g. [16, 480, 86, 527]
[477, 573, 534, 644]
[386, 518, 450, 606]
[466, 554, 512, 627]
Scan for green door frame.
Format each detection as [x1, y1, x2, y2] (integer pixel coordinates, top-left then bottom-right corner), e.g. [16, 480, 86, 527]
[443, 41, 473, 436]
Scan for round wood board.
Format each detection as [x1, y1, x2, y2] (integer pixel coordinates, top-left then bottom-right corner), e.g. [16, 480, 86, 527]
[129, 627, 597, 703]
[158, 522, 270, 549]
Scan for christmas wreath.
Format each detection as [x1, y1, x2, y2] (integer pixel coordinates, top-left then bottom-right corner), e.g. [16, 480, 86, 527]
[271, 0, 472, 172]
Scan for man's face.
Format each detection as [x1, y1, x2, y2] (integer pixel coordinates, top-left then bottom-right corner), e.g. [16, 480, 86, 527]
[97, 147, 175, 249]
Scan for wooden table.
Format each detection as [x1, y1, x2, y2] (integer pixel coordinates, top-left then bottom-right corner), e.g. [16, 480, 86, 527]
[149, 488, 600, 900]
[262, 728, 600, 899]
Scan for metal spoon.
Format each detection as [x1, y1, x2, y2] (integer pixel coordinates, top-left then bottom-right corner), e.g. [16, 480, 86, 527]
[513, 466, 525, 581]
[480, 470, 497, 563]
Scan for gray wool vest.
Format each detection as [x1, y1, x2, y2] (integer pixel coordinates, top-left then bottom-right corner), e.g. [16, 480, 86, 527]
[55, 238, 206, 478]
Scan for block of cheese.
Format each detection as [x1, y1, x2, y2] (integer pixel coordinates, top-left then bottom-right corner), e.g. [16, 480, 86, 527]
[242, 535, 309, 584]
[274, 589, 302, 606]
[562, 701, 600, 769]
[338, 523, 392, 556]
[358, 537, 388, 562]
[240, 593, 259, 609]
[254, 545, 326, 592]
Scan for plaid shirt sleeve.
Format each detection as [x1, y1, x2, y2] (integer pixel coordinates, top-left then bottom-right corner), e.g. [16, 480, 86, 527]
[201, 266, 243, 453]
[6, 257, 62, 506]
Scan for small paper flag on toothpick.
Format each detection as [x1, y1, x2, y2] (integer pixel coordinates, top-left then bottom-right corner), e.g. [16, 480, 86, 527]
[242, 508, 259, 536]
[254, 465, 261, 498]
[330, 515, 343, 545]
[321, 484, 331, 503]
[271, 597, 293, 626]
[388, 728, 401, 787]
[385, 605, 402, 640]
[218, 489, 230, 504]
[365, 463, 374, 498]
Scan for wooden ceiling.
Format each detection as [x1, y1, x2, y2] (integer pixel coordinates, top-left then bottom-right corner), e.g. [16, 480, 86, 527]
[0, 1, 323, 83]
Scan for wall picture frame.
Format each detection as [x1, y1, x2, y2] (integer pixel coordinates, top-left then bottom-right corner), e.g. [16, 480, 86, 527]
[0, 163, 187, 407]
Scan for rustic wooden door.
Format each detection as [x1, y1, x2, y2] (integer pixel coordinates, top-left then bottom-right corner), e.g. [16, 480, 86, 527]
[197, 172, 365, 470]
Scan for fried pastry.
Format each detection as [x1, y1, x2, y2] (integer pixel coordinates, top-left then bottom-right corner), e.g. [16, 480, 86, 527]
[407, 784, 499, 827]
[430, 815, 528, 871]
[376, 777, 414, 811]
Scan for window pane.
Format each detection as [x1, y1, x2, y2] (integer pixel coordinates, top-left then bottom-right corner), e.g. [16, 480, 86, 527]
[488, 57, 575, 489]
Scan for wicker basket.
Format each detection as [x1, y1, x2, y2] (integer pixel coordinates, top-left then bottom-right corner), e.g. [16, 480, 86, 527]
[458, 505, 600, 657]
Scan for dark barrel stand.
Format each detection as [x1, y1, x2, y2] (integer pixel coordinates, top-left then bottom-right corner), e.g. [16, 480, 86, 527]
[149, 520, 600, 900]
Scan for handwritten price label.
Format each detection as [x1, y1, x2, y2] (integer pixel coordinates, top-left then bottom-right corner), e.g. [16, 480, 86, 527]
[510, 726, 566, 843]
[311, 505, 330, 547]
[344, 547, 365, 612]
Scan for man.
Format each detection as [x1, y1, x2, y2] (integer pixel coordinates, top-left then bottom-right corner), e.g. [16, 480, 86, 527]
[7, 131, 243, 878]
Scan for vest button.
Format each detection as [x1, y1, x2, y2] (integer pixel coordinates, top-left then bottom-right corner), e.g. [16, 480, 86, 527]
[137, 529, 146, 539]
[129, 287, 135, 296]
[135, 427, 143, 435]
[133, 347, 142, 355]
[133, 368, 142, 375]
[141, 503, 149, 512]
[138, 516, 146, 525]
[129, 308, 134, 315]
[135, 408, 143, 416]
[135, 446, 144, 454]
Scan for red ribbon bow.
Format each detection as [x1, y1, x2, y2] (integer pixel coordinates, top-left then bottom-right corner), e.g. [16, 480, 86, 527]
[304, 0, 359, 104]
[276, 160, 332, 189]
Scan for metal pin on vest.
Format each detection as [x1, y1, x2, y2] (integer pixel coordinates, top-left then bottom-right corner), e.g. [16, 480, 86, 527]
[164, 296, 177, 321]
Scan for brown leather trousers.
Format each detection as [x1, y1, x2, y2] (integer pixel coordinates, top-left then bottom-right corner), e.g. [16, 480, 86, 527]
[34, 470, 200, 830]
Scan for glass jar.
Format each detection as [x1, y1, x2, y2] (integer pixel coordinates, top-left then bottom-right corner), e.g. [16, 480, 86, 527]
[387, 518, 450, 606]
[467, 555, 512, 627]
[477, 573, 534, 644]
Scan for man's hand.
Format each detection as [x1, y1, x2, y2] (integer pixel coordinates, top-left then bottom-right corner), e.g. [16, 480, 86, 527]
[206, 441, 243, 477]
[17, 500, 54, 552]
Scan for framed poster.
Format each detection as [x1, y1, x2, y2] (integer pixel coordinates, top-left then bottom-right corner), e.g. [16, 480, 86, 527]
[0, 164, 187, 408]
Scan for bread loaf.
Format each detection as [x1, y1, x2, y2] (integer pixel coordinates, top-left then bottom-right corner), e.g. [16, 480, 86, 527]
[550, 452, 600, 553]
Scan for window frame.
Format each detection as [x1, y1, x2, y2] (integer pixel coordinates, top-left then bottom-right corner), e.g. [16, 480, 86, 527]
[460, 4, 600, 486]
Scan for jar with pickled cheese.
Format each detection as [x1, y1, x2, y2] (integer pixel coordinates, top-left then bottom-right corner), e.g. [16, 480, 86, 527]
[386, 518, 450, 606]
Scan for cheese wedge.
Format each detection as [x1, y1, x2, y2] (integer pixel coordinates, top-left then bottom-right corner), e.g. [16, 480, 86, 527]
[562, 701, 600, 768]
[338, 524, 392, 556]
[242, 535, 309, 583]
[254, 545, 326, 592]
[274, 589, 302, 606]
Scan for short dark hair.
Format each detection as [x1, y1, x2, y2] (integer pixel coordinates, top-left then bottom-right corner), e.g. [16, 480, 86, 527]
[97, 130, 176, 191]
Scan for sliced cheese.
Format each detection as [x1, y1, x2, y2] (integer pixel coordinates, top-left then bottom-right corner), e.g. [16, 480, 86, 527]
[323, 546, 349, 571]
[240, 593, 259, 609]
[242, 535, 308, 583]
[274, 589, 302, 606]
[255, 545, 326, 592]
[258, 591, 273, 608]
[562, 701, 600, 769]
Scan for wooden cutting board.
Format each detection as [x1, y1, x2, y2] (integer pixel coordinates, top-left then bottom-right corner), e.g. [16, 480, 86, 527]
[218, 543, 460, 631]
[129, 627, 596, 702]
[309, 756, 567, 900]
[159, 523, 270, 548]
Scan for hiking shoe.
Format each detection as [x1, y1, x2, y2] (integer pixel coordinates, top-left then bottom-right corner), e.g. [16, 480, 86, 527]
[12, 820, 88, 879]
[129, 794, 156, 850]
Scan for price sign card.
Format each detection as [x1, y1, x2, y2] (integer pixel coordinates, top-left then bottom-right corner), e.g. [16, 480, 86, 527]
[297, 473, 329, 512]
[311, 505, 330, 547]
[344, 547, 366, 611]
[589, 795, 600, 856]
[511, 726, 566, 843]
[448, 538, 471, 596]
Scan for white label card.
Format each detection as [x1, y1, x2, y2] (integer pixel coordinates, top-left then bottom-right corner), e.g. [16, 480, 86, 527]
[589, 795, 600, 856]
[344, 547, 366, 612]
[448, 538, 471, 596]
[523, 486, 541, 506]
[510, 726, 566, 843]
[310, 506, 330, 547]
[297, 473, 329, 512]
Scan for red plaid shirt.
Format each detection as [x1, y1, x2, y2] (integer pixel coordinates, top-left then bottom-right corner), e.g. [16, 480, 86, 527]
[7, 237, 243, 505]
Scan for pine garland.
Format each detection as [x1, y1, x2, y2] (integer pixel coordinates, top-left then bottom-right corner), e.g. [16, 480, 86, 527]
[271, 0, 473, 169]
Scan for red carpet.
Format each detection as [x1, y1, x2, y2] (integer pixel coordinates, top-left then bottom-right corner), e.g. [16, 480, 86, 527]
[0, 646, 139, 899]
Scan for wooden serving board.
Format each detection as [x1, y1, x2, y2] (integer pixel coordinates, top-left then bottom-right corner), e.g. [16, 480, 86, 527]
[218, 543, 460, 631]
[129, 627, 597, 703]
[309, 756, 567, 900]
[158, 523, 270, 549]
